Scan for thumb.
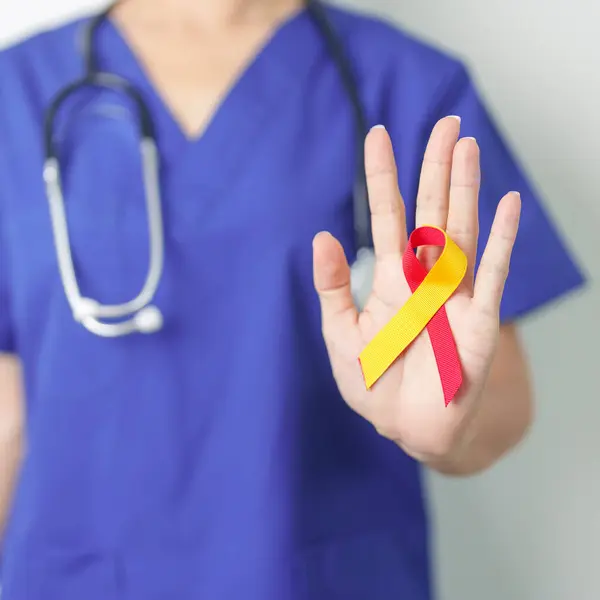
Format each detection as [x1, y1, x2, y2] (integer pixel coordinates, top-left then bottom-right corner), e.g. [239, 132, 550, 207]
[313, 232, 357, 329]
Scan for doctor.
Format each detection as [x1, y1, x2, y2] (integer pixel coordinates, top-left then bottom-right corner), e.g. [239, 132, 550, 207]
[0, 0, 584, 598]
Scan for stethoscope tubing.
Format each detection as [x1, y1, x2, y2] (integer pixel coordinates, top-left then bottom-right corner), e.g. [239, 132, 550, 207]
[43, 0, 374, 337]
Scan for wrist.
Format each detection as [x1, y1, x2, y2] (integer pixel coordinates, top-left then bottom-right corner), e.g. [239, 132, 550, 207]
[392, 409, 486, 476]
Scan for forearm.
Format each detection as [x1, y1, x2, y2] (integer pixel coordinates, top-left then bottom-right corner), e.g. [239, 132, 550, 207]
[0, 427, 23, 539]
[427, 324, 534, 476]
[0, 355, 24, 541]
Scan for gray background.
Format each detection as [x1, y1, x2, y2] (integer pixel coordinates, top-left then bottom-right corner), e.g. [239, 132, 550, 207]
[0, 1, 597, 598]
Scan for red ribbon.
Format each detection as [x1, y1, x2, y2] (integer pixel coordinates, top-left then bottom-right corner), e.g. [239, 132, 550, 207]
[403, 227, 463, 405]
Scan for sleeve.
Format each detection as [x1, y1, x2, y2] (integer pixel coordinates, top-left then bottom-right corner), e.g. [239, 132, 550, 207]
[424, 62, 586, 322]
[0, 211, 15, 353]
[0, 52, 15, 352]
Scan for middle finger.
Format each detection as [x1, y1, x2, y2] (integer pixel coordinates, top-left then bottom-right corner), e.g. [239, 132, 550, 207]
[415, 116, 461, 230]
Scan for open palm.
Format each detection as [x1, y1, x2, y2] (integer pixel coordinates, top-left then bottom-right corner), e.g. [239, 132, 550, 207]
[313, 117, 521, 463]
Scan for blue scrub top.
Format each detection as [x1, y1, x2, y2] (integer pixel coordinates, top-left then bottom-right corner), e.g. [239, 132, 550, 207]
[0, 6, 585, 600]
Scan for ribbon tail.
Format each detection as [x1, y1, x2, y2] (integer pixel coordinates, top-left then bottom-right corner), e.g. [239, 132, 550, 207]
[425, 306, 462, 406]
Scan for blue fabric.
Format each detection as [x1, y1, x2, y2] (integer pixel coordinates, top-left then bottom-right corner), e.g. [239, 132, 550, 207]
[0, 5, 584, 600]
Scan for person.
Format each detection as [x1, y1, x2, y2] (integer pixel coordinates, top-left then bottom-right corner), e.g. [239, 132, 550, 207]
[0, 0, 585, 598]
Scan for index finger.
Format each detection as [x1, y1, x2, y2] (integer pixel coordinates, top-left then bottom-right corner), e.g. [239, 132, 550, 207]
[364, 125, 407, 261]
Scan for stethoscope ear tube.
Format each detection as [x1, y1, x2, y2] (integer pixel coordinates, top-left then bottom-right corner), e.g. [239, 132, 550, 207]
[308, 0, 372, 250]
[309, 0, 374, 307]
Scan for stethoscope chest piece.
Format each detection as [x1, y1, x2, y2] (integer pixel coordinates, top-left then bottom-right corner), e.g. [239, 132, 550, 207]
[72, 297, 164, 337]
[350, 248, 375, 312]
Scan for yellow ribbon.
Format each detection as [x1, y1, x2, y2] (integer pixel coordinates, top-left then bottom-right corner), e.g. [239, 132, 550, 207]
[359, 226, 467, 389]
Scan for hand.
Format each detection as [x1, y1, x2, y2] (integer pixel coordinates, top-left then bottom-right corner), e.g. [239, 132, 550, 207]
[312, 117, 521, 464]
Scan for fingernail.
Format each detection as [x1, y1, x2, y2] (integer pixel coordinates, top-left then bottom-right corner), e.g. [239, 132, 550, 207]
[510, 191, 521, 197]
[372, 124, 386, 130]
[447, 115, 461, 123]
[463, 136, 476, 141]
[313, 231, 331, 246]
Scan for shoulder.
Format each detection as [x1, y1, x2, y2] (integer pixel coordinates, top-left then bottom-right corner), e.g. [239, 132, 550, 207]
[0, 16, 82, 63]
[322, 4, 468, 99]
[0, 18, 85, 213]
[0, 17, 84, 110]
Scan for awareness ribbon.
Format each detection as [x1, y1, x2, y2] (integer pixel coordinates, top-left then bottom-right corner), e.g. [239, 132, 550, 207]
[358, 226, 467, 406]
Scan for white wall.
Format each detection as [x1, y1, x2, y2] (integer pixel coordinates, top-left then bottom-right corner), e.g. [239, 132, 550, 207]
[1, 1, 597, 599]
[340, 1, 598, 599]
[0, 0, 104, 45]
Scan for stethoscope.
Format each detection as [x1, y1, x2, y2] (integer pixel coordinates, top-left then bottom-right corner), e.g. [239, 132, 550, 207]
[43, 0, 375, 338]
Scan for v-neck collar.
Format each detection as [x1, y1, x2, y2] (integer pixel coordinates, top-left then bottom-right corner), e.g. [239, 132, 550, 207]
[91, 8, 323, 191]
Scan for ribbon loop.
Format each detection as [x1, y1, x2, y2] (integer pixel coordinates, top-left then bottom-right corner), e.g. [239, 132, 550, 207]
[358, 226, 467, 405]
